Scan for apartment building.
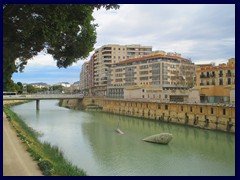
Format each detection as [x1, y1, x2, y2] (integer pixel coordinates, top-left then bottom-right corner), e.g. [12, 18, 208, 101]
[107, 52, 196, 99]
[196, 58, 235, 104]
[79, 61, 89, 95]
[89, 44, 152, 96]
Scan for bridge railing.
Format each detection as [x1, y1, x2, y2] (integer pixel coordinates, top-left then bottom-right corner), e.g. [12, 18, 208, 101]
[3, 94, 84, 100]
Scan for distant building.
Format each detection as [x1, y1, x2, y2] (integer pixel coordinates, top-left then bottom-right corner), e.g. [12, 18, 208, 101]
[55, 82, 71, 88]
[88, 44, 152, 96]
[196, 58, 235, 104]
[107, 52, 196, 99]
[70, 83, 80, 93]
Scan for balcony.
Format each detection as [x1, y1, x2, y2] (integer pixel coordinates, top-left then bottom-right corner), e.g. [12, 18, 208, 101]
[210, 73, 215, 77]
[102, 47, 112, 51]
[219, 73, 223, 77]
[103, 55, 111, 58]
[103, 60, 112, 63]
[226, 73, 232, 77]
[102, 51, 112, 55]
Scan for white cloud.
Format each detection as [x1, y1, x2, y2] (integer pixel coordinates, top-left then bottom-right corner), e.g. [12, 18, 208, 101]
[93, 4, 235, 64]
[12, 4, 235, 84]
[26, 53, 56, 67]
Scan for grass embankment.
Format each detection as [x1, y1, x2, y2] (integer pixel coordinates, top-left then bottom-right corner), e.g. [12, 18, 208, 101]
[3, 102, 87, 176]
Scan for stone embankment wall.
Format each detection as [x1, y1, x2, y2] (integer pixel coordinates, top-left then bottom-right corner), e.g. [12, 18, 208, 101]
[60, 97, 235, 133]
[59, 96, 105, 110]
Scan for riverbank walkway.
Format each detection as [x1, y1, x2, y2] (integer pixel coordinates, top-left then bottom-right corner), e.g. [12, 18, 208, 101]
[3, 112, 43, 176]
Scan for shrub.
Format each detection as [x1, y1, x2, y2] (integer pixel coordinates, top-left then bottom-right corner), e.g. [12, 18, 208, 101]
[38, 160, 53, 176]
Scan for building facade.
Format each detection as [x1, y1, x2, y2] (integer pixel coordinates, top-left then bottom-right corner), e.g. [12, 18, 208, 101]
[87, 44, 152, 96]
[107, 52, 196, 99]
[79, 61, 89, 95]
[123, 85, 200, 103]
[196, 58, 235, 104]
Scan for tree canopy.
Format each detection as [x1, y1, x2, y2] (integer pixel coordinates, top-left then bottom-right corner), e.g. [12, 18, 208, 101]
[3, 4, 119, 91]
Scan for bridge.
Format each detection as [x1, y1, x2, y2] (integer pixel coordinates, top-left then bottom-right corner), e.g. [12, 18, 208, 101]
[3, 94, 84, 110]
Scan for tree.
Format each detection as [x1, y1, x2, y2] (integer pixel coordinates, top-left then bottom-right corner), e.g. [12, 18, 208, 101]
[16, 82, 23, 94]
[26, 84, 36, 94]
[3, 4, 120, 90]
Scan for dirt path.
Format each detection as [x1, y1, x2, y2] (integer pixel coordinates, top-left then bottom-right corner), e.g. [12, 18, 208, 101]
[3, 112, 43, 176]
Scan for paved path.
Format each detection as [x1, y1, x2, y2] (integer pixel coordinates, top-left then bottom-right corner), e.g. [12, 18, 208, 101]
[3, 112, 43, 176]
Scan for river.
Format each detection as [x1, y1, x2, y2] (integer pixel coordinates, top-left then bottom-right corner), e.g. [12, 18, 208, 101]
[11, 100, 235, 176]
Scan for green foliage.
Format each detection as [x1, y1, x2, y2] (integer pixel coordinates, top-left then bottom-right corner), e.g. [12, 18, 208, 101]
[38, 160, 53, 176]
[26, 84, 37, 93]
[52, 85, 64, 92]
[17, 82, 23, 94]
[3, 4, 119, 91]
[27, 147, 42, 161]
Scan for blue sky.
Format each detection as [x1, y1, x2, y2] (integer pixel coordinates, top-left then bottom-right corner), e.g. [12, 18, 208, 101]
[12, 4, 235, 85]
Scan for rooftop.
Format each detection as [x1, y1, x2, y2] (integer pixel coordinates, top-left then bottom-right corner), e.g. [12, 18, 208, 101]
[116, 53, 191, 65]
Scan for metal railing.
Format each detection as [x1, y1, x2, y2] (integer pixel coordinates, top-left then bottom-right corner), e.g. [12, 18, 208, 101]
[3, 94, 84, 100]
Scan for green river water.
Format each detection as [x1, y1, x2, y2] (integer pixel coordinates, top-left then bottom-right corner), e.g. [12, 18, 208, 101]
[11, 100, 235, 176]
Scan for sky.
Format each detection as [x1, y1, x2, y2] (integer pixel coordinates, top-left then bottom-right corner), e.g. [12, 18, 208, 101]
[12, 4, 235, 85]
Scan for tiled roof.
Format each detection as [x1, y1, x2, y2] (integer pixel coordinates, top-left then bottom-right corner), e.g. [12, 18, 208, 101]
[117, 53, 190, 65]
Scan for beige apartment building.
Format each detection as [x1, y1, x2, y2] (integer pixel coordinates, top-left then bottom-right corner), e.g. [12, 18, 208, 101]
[107, 52, 196, 100]
[88, 44, 152, 96]
[196, 58, 235, 104]
[80, 61, 89, 94]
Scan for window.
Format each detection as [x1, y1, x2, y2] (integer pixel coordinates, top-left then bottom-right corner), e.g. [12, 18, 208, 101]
[190, 106, 192, 112]
[228, 78, 231, 85]
[165, 94, 168, 99]
[219, 79, 223, 85]
[142, 89, 145, 92]
[219, 70, 223, 77]
[206, 72, 210, 77]
[200, 107, 202, 113]
[142, 95, 144, 98]
[223, 109, 226, 115]
[165, 105, 168, 110]
[212, 79, 215, 85]
[140, 77, 148, 80]
[140, 65, 148, 69]
[158, 104, 161, 109]
[181, 106, 183, 111]
[140, 71, 148, 75]
[211, 108, 214, 114]
[212, 71, 215, 77]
